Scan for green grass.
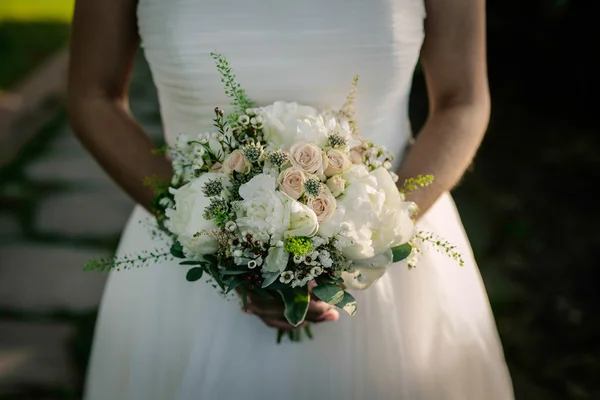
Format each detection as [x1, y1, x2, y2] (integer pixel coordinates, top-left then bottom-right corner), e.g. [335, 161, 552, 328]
[0, 1, 74, 22]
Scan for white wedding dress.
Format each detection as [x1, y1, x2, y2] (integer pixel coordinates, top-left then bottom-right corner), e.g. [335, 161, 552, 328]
[85, 0, 514, 398]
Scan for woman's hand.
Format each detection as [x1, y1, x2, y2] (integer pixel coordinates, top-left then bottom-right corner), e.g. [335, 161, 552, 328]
[238, 282, 340, 330]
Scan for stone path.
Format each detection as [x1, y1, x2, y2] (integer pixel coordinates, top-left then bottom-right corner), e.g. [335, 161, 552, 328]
[0, 53, 161, 397]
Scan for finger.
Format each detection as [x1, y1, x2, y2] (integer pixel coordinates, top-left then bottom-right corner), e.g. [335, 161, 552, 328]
[305, 309, 340, 323]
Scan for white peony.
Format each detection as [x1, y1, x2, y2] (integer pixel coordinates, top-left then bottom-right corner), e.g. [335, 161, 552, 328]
[165, 172, 224, 256]
[261, 101, 329, 149]
[330, 165, 416, 260]
[236, 174, 291, 241]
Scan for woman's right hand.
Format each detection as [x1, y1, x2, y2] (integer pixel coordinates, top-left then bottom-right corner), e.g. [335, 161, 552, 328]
[239, 286, 340, 330]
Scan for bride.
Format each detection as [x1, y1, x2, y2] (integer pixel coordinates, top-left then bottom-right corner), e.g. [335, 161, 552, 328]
[68, 0, 514, 398]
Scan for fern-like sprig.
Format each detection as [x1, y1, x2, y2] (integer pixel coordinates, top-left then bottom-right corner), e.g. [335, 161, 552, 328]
[414, 231, 464, 266]
[84, 249, 172, 272]
[210, 51, 254, 124]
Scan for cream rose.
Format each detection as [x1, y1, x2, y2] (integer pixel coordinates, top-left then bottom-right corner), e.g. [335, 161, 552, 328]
[306, 186, 337, 223]
[278, 167, 306, 200]
[222, 149, 252, 175]
[289, 142, 328, 177]
[326, 175, 346, 197]
[324, 149, 351, 177]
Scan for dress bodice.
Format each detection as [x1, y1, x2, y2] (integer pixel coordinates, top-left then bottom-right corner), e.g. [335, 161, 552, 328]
[137, 0, 426, 166]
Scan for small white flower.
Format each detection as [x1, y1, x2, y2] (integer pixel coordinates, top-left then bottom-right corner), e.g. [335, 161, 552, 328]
[383, 161, 392, 169]
[248, 260, 258, 269]
[200, 138, 208, 144]
[255, 115, 263, 123]
[211, 132, 219, 139]
[238, 115, 250, 125]
[280, 271, 294, 284]
[312, 236, 327, 248]
[340, 222, 351, 234]
[233, 249, 243, 257]
[218, 134, 225, 141]
[310, 266, 323, 276]
[225, 221, 237, 232]
[293, 255, 305, 264]
[245, 108, 254, 115]
[268, 228, 276, 235]
[276, 240, 284, 248]
[250, 117, 257, 125]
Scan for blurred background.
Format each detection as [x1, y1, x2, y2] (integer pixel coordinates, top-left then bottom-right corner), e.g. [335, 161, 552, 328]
[0, 0, 597, 399]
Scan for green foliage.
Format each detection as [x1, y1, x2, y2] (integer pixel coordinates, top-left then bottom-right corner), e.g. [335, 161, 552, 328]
[312, 283, 345, 305]
[83, 249, 171, 272]
[210, 51, 254, 122]
[337, 291, 357, 316]
[279, 286, 310, 327]
[391, 243, 412, 262]
[185, 267, 204, 282]
[415, 231, 464, 266]
[170, 242, 184, 258]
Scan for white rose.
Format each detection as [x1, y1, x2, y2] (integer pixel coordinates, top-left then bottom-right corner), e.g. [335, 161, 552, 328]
[289, 142, 328, 177]
[165, 172, 224, 255]
[324, 149, 351, 177]
[261, 101, 328, 148]
[326, 174, 346, 197]
[222, 149, 252, 175]
[236, 174, 291, 241]
[306, 186, 337, 224]
[278, 167, 306, 200]
[286, 199, 319, 237]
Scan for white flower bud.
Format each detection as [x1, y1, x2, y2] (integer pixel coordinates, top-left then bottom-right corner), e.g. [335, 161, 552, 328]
[233, 250, 243, 257]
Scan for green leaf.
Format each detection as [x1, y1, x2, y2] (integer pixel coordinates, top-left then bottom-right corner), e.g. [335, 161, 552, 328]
[337, 291, 358, 316]
[221, 269, 249, 275]
[185, 267, 204, 282]
[278, 286, 310, 327]
[304, 324, 313, 340]
[276, 328, 285, 344]
[179, 260, 207, 266]
[226, 276, 245, 293]
[170, 242, 185, 258]
[312, 284, 345, 305]
[203, 254, 218, 264]
[261, 272, 281, 288]
[391, 243, 412, 262]
[207, 264, 225, 291]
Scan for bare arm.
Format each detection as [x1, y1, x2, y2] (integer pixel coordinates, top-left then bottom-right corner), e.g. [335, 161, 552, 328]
[397, 0, 490, 216]
[67, 0, 172, 213]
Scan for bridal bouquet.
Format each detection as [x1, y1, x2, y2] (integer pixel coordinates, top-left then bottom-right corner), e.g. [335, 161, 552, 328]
[86, 53, 462, 341]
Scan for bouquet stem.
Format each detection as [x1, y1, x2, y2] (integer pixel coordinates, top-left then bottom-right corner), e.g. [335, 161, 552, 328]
[276, 325, 313, 344]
